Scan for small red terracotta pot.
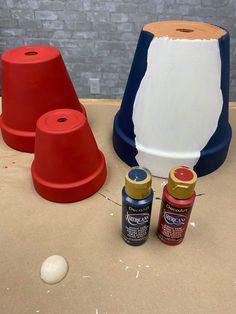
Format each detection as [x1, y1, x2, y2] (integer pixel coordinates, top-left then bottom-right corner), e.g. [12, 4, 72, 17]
[0, 45, 85, 152]
[31, 108, 107, 203]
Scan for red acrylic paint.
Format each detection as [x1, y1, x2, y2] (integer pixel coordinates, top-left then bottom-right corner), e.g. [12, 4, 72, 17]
[157, 166, 197, 245]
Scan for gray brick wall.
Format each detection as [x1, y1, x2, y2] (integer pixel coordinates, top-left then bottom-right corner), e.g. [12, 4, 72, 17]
[0, 0, 235, 100]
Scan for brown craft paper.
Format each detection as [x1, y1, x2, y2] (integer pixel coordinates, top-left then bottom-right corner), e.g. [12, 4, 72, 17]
[0, 103, 236, 314]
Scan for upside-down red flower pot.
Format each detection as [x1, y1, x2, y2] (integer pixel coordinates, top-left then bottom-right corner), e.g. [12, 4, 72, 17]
[31, 108, 107, 203]
[0, 45, 85, 152]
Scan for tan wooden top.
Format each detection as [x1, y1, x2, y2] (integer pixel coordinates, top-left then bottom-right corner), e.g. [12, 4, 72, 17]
[80, 98, 236, 108]
[0, 97, 235, 108]
[143, 20, 226, 40]
[80, 98, 121, 106]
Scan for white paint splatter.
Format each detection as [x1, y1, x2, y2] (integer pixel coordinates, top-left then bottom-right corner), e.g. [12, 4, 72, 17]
[190, 222, 196, 227]
[138, 265, 141, 268]
[36, 311, 40, 313]
[47, 290, 50, 294]
[125, 266, 129, 271]
[136, 271, 140, 279]
[161, 181, 167, 186]
[82, 275, 91, 278]
[96, 309, 98, 314]
[110, 213, 114, 216]
[6, 287, 10, 291]
[119, 259, 124, 263]
[145, 265, 150, 268]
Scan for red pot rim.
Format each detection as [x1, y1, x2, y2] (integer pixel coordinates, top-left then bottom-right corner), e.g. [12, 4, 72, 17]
[31, 153, 107, 203]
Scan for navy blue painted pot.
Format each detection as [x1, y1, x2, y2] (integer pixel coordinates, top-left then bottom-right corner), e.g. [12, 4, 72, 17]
[113, 20, 232, 178]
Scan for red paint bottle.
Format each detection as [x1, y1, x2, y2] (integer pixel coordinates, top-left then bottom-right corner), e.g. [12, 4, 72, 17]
[157, 166, 197, 245]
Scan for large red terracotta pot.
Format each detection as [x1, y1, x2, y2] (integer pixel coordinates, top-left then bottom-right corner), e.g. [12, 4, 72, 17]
[0, 45, 85, 152]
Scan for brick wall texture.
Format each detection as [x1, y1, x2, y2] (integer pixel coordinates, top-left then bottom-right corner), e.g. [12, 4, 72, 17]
[0, 0, 235, 99]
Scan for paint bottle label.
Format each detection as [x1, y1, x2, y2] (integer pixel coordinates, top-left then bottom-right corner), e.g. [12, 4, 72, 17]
[157, 201, 193, 245]
[122, 202, 152, 245]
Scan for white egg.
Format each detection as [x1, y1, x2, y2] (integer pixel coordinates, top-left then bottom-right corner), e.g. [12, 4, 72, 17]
[40, 255, 68, 284]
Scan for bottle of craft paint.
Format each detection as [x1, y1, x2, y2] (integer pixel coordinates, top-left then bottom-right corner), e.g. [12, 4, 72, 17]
[122, 166, 153, 246]
[157, 166, 197, 245]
